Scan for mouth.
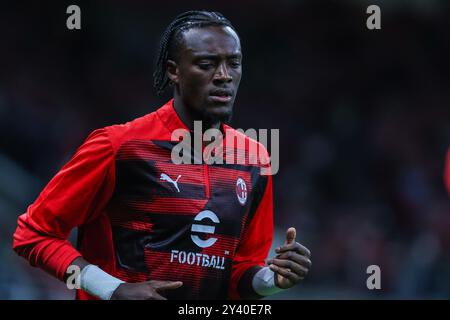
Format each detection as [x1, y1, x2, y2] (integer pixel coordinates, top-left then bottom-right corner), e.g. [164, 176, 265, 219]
[209, 89, 233, 103]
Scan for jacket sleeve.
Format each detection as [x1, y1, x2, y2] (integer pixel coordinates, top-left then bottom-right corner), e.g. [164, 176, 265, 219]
[12, 128, 115, 281]
[229, 169, 274, 300]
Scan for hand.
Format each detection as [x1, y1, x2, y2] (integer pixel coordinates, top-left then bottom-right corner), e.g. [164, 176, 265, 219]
[110, 280, 183, 300]
[267, 227, 312, 289]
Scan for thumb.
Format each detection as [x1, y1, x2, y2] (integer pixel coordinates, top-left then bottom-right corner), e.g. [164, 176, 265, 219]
[285, 227, 296, 245]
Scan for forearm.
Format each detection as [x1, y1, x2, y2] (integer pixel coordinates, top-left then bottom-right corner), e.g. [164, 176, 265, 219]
[66, 256, 125, 300]
[235, 266, 265, 299]
[237, 266, 286, 299]
[13, 213, 83, 281]
[63, 256, 90, 283]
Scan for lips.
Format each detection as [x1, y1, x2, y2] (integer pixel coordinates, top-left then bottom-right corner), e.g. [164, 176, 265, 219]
[210, 89, 233, 103]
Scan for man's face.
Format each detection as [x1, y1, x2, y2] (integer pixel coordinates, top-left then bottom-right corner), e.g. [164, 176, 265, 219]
[168, 25, 242, 125]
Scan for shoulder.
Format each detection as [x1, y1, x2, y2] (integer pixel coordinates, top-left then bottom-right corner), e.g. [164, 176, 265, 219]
[222, 124, 271, 170]
[223, 124, 266, 150]
[98, 111, 160, 152]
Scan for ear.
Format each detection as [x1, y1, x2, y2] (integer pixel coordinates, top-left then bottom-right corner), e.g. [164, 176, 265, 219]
[166, 59, 179, 85]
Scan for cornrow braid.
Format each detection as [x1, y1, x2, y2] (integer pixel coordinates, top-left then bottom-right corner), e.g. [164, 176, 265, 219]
[153, 10, 236, 96]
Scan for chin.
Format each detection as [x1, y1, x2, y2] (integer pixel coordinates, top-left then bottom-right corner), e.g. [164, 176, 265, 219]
[203, 106, 233, 125]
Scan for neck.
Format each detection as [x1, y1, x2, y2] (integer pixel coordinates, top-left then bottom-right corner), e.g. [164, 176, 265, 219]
[172, 93, 221, 132]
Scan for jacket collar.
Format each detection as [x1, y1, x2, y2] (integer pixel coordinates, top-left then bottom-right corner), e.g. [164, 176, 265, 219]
[156, 99, 189, 134]
[156, 98, 228, 135]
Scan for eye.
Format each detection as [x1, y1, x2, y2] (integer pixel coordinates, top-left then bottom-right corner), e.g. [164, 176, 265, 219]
[197, 61, 214, 70]
[229, 60, 241, 68]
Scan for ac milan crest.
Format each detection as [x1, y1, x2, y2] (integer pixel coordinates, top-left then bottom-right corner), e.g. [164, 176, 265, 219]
[236, 177, 247, 205]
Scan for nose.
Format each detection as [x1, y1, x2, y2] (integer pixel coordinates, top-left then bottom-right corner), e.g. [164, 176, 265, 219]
[214, 63, 232, 83]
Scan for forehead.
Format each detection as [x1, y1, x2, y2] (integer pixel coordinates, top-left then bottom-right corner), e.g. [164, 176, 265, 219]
[180, 25, 241, 57]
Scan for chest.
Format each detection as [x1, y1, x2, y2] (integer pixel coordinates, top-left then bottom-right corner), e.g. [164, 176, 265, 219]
[110, 139, 261, 251]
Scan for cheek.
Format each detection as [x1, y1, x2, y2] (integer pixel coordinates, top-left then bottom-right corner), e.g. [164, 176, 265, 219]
[230, 69, 242, 86]
[180, 73, 210, 96]
[234, 74, 242, 87]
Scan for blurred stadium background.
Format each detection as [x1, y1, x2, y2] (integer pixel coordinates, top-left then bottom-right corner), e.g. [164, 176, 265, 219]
[0, 0, 449, 299]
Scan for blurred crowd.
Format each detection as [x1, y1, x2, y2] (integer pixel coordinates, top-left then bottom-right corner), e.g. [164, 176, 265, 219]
[0, 0, 449, 299]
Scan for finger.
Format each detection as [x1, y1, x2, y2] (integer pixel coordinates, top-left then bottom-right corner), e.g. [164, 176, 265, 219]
[276, 242, 311, 258]
[269, 264, 301, 283]
[285, 227, 296, 245]
[147, 291, 167, 300]
[149, 281, 183, 291]
[268, 258, 309, 277]
[271, 251, 312, 269]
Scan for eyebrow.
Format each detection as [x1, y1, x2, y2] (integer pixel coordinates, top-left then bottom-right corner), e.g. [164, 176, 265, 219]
[192, 53, 242, 60]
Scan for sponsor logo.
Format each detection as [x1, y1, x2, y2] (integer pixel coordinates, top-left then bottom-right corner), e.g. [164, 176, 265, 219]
[170, 250, 225, 270]
[191, 210, 220, 248]
[160, 173, 181, 192]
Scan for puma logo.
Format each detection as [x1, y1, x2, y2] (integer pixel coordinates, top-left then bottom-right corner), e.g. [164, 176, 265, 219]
[160, 173, 181, 192]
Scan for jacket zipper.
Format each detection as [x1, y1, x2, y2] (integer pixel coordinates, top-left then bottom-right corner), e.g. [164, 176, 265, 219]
[204, 164, 210, 199]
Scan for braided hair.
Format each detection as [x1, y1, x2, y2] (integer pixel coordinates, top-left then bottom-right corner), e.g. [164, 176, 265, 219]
[153, 10, 237, 95]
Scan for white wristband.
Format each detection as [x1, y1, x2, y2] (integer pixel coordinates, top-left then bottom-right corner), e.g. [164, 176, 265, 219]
[79, 265, 125, 300]
[252, 266, 285, 296]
